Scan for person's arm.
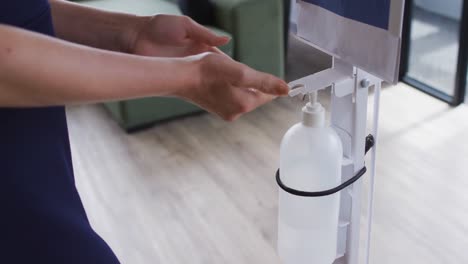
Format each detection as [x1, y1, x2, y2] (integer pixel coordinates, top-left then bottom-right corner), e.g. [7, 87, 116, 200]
[48, 0, 139, 52]
[48, 0, 229, 57]
[0, 24, 288, 120]
[0, 24, 190, 106]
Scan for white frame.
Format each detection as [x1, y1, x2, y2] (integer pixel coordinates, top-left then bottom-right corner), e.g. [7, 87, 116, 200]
[287, 55, 383, 264]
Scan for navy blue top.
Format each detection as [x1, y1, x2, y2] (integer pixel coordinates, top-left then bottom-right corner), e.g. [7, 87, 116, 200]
[0, 1, 119, 263]
[304, 0, 391, 30]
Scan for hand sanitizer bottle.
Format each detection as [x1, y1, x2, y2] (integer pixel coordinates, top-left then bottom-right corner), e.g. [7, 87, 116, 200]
[278, 91, 343, 264]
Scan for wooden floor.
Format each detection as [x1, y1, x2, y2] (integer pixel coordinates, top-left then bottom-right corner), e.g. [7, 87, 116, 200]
[67, 83, 468, 264]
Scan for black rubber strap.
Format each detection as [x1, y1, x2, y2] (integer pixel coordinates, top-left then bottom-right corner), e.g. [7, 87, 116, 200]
[275, 134, 374, 197]
[276, 166, 367, 197]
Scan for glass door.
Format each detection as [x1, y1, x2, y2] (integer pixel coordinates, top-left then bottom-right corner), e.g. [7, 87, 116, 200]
[400, 0, 467, 106]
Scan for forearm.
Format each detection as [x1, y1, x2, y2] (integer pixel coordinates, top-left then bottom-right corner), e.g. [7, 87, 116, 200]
[0, 24, 197, 107]
[49, 0, 140, 52]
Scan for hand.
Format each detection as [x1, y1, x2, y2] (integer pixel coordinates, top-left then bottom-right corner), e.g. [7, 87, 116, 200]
[177, 53, 290, 121]
[129, 14, 230, 57]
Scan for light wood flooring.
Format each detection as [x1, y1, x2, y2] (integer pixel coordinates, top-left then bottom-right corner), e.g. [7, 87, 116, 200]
[67, 82, 468, 264]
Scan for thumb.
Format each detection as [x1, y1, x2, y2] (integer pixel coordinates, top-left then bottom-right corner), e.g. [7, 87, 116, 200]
[186, 19, 230, 46]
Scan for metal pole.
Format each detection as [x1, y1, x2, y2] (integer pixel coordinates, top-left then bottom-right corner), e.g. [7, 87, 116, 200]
[364, 81, 382, 264]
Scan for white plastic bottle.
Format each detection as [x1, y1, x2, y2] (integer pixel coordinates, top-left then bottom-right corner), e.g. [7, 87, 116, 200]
[278, 91, 343, 264]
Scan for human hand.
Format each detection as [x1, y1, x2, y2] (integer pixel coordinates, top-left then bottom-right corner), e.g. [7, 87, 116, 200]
[129, 14, 229, 57]
[176, 53, 289, 121]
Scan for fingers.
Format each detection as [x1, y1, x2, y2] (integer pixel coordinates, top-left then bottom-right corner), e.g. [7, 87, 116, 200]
[189, 52, 287, 121]
[208, 47, 231, 58]
[239, 66, 289, 96]
[185, 17, 230, 46]
[197, 52, 288, 96]
[241, 88, 276, 111]
[221, 87, 276, 122]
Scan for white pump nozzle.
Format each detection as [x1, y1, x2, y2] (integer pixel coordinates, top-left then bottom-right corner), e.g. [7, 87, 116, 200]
[302, 90, 325, 127]
[309, 91, 317, 105]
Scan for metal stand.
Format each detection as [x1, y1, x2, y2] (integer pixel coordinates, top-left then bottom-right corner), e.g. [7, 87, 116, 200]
[288, 57, 383, 264]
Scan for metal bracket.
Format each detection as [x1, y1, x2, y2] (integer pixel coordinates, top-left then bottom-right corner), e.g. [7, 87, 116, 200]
[288, 58, 355, 97]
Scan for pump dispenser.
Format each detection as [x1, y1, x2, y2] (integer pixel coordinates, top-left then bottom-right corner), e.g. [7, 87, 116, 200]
[301, 91, 325, 127]
[278, 90, 343, 264]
